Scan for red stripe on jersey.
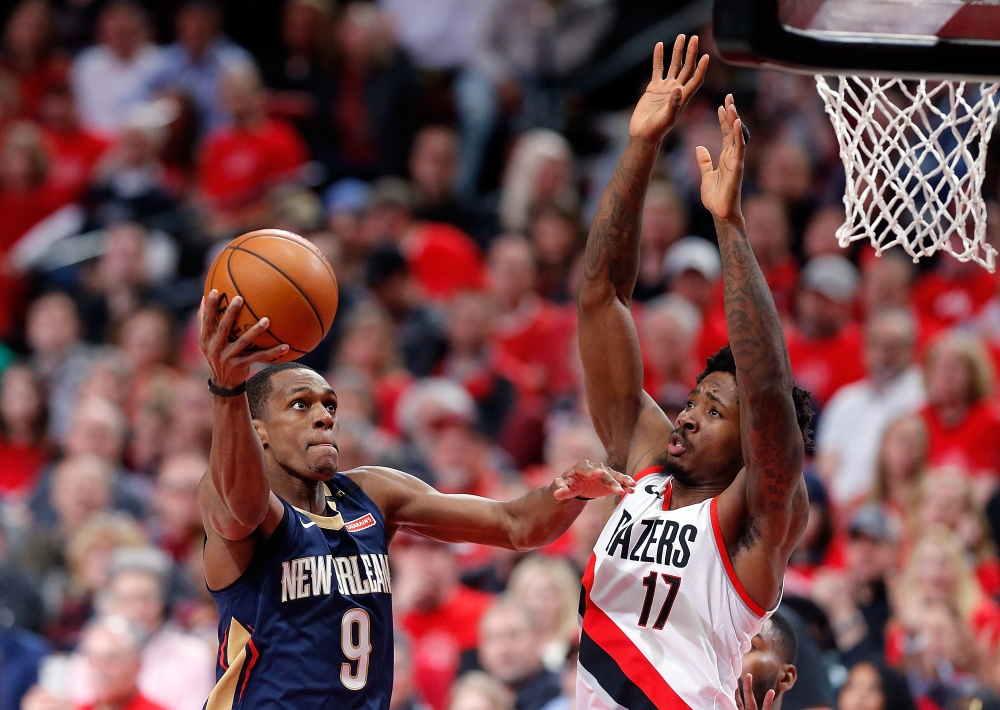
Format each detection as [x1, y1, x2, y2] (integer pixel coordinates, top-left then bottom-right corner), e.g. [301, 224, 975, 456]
[218, 626, 229, 670]
[633, 466, 662, 481]
[662, 480, 672, 511]
[239, 637, 260, 701]
[582, 598, 691, 709]
[582, 553, 597, 597]
[710, 497, 767, 617]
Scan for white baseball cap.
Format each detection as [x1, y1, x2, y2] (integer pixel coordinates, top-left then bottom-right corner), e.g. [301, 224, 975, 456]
[663, 237, 722, 281]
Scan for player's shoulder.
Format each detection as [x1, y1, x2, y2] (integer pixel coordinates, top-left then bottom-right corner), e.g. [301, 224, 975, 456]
[339, 466, 429, 512]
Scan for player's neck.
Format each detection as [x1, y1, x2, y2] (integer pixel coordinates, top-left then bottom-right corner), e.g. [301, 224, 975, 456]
[666, 477, 729, 509]
[269, 471, 330, 515]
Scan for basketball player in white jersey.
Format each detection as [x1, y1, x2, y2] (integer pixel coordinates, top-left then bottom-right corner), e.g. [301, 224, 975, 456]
[577, 35, 814, 710]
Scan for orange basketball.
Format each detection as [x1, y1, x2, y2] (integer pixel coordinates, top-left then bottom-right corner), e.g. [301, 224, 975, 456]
[204, 229, 339, 363]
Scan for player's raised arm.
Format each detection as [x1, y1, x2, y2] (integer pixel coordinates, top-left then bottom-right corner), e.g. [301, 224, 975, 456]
[198, 291, 288, 542]
[358, 461, 635, 550]
[578, 36, 708, 475]
[697, 97, 808, 606]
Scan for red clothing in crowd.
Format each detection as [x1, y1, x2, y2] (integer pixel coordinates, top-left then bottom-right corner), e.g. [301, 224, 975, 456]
[0, 440, 48, 497]
[785, 323, 866, 406]
[912, 267, 997, 330]
[404, 222, 486, 301]
[919, 402, 1000, 476]
[1, 56, 69, 120]
[77, 694, 168, 710]
[402, 585, 495, 710]
[43, 127, 109, 201]
[494, 299, 576, 399]
[199, 118, 307, 209]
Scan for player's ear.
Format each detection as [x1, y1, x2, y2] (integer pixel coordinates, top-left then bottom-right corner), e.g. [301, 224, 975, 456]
[253, 419, 270, 448]
[776, 663, 797, 694]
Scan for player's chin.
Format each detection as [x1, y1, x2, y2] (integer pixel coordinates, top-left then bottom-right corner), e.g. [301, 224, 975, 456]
[305, 446, 339, 476]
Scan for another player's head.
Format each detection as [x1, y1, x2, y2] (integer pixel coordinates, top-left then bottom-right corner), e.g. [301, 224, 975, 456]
[739, 614, 798, 710]
[664, 345, 812, 488]
[246, 362, 339, 480]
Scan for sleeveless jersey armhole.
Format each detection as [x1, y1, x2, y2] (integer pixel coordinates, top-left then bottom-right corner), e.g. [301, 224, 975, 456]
[207, 503, 291, 600]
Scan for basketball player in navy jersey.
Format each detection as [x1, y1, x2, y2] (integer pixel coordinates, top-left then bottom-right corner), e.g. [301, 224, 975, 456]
[575, 35, 814, 709]
[196, 290, 635, 710]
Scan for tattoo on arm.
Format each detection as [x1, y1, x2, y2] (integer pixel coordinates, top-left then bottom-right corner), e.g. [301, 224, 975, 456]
[583, 140, 659, 301]
[715, 218, 803, 514]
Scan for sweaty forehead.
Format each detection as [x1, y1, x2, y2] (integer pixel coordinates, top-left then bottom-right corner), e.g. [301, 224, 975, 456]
[696, 371, 738, 401]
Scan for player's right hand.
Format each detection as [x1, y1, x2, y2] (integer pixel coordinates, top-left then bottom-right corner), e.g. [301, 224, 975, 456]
[735, 674, 774, 710]
[552, 460, 636, 501]
[629, 35, 709, 144]
[199, 289, 289, 389]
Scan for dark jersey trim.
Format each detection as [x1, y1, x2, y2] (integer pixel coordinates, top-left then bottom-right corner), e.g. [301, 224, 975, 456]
[579, 630, 658, 710]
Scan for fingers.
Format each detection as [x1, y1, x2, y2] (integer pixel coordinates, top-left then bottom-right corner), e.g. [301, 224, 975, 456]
[666, 34, 685, 80]
[233, 342, 290, 367]
[652, 41, 664, 81]
[677, 35, 699, 84]
[742, 675, 756, 710]
[210, 293, 244, 353]
[610, 470, 636, 494]
[762, 689, 775, 710]
[223, 315, 271, 359]
[552, 478, 574, 501]
[695, 146, 714, 176]
[718, 105, 733, 147]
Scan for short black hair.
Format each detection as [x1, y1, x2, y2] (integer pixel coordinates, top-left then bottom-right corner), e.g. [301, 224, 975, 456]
[768, 613, 798, 666]
[697, 345, 814, 454]
[246, 362, 317, 420]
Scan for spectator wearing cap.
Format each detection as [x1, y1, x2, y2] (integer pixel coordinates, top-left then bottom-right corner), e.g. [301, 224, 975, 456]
[68, 547, 214, 710]
[70, 1, 165, 137]
[367, 244, 449, 377]
[324, 178, 373, 291]
[144, 0, 254, 135]
[198, 63, 308, 235]
[810, 504, 898, 666]
[785, 254, 865, 408]
[815, 307, 925, 506]
[395, 536, 495, 710]
[364, 176, 487, 302]
[662, 236, 729, 364]
[919, 332, 1000, 486]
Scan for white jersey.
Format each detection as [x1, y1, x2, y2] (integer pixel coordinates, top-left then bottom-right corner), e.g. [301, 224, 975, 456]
[577, 469, 776, 710]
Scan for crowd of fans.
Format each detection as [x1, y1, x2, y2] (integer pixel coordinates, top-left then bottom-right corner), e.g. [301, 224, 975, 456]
[0, 1, 998, 710]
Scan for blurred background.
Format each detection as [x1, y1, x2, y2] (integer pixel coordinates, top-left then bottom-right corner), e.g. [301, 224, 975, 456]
[0, 1, 999, 709]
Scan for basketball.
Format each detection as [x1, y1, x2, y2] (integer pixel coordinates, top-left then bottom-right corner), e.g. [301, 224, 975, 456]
[204, 229, 339, 363]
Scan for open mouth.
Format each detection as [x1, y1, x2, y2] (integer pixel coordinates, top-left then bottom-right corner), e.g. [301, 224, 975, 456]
[667, 431, 688, 456]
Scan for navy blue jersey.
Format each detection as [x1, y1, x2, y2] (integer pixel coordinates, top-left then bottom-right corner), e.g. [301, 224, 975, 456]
[205, 474, 393, 710]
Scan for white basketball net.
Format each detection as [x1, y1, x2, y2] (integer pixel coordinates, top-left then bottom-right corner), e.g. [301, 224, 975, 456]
[815, 76, 1000, 272]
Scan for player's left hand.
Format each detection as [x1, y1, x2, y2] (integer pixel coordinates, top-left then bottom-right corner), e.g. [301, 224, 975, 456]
[552, 460, 636, 501]
[697, 94, 746, 224]
[735, 674, 774, 710]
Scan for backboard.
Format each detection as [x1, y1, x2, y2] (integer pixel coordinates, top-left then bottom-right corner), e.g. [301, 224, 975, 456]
[713, 0, 1000, 80]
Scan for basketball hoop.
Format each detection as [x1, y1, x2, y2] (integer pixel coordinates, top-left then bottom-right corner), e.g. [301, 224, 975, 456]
[815, 76, 1000, 272]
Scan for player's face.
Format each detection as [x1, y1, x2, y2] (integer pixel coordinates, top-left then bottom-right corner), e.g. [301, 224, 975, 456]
[259, 370, 340, 479]
[666, 371, 743, 486]
[740, 620, 794, 708]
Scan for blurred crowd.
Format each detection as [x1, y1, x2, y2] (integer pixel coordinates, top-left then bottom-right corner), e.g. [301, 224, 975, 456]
[0, 1, 998, 710]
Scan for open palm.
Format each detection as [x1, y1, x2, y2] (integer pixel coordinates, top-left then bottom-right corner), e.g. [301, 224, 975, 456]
[697, 95, 746, 222]
[629, 35, 709, 143]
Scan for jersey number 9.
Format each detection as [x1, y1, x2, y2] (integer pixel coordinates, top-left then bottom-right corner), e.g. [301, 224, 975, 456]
[341, 608, 372, 690]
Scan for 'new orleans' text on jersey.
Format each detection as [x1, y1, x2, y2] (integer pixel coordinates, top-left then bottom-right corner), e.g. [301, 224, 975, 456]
[206, 474, 393, 710]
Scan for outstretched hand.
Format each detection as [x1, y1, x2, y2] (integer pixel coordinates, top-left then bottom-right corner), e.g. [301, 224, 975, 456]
[552, 460, 636, 501]
[697, 95, 746, 223]
[735, 674, 775, 710]
[199, 290, 289, 389]
[629, 35, 709, 144]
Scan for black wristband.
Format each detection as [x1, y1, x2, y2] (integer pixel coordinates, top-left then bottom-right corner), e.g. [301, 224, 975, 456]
[575, 496, 595, 501]
[207, 379, 247, 397]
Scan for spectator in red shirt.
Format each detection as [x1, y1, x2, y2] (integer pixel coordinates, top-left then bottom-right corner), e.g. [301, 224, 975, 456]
[0, 363, 50, 498]
[913, 256, 997, 332]
[919, 332, 1000, 490]
[198, 63, 307, 234]
[396, 537, 495, 710]
[662, 236, 728, 364]
[24, 616, 168, 710]
[363, 177, 486, 302]
[40, 84, 109, 201]
[743, 193, 799, 319]
[0, 0, 69, 120]
[486, 234, 575, 399]
[786, 255, 865, 407]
